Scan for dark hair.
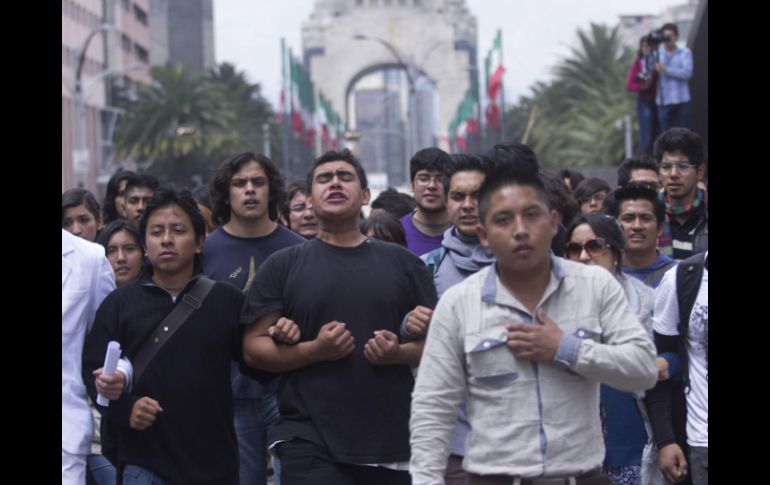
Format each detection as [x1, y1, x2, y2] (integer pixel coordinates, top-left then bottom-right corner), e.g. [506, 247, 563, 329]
[443, 153, 496, 193]
[139, 186, 206, 242]
[557, 169, 585, 192]
[124, 174, 160, 197]
[280, 180, 310, 223]
[566, 213, 626, 274]
[96, 219, 144, 263]
[573, 178, 611, 206]
[539, 170, 578, 225]
[660, 23, 679, 37]
[209, 152, 286, 225]
[306, 149, 368, 190]
[653, 127, 706, 168]
[360, 212, 407, 247]
[478, 159, 549, 223]
[371, 188, 416, 219]
[617, 156, 659, 187]
[103, 169, 136, 223]
[486, 142, 540, 173]
[604, 183, 666, 225]
[409, 147, 452, 182]
[62, 188, 101, 223]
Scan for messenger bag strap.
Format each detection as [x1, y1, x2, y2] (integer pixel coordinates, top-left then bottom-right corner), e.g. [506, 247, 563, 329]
[133, 277, 216, 384]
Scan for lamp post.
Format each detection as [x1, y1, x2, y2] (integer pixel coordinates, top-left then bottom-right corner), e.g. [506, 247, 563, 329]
[353, 35, 447, 164]
[72, 23, 115, 189]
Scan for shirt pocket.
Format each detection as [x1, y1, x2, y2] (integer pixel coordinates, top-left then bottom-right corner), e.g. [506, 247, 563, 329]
[464, 325, 519, 389]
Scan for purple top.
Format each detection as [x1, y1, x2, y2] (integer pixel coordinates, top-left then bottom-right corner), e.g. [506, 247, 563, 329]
[399, 212, 444, 256]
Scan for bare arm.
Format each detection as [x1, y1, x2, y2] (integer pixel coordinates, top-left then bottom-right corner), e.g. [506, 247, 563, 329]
[243, 311, 354, 373]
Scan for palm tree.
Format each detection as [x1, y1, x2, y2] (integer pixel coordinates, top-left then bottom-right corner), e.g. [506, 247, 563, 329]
[207, 63, 281, 164]
[115, 63, 236, 187]
[505, 23, 635, 168]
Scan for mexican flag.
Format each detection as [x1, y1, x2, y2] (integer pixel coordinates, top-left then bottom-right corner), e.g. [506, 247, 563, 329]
[485, 30, 505, 128]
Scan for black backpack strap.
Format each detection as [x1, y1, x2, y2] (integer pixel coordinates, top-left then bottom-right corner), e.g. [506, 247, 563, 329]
[676, 252, 706, 335]
[133, 277, 216, 384]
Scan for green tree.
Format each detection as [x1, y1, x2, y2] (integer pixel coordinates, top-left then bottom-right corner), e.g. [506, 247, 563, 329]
[504, 23, 635, 168]
[206, 63, 283, 171]
[115, 63, 236, 187]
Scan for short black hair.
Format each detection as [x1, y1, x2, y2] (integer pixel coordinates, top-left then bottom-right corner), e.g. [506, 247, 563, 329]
[62, 188, 101, 223]
[139, 187, 205, 273]
[103, 169, 136, 223]
[660, 23, 679, 37]
[486, 142, 540, 173]
[566, 213, 626, 274]
[280, 180, 309, 223]
[371, 188, 416, 219]
[409, 147, 452, 182]
[478, 159, 549, 224]
[360, 212, 407, 247]
[573, 178, 611, 206]
[653, 128, 706, 167]
[617, 156, 659, 187]
[96, 219, 144, 253]
[604, 183, 666, 226]
[539, 170, 578, 225]
[557, 169, 585, 192]
[443, 153, 496, 194]
[209, 152, 286, 225]
[124, 174, 160, 197]
[306, 149, 368, 190]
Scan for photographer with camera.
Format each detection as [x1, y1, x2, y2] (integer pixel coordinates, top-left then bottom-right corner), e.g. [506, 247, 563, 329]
[627, 36, 660, 155]
[652, 23, 693, 131]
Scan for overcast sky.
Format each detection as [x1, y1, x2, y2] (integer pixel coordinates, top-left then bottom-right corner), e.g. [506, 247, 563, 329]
[213, 0, 680, 109]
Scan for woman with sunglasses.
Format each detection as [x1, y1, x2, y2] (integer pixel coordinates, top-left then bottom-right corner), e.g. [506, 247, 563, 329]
[565, 214, 668, 485]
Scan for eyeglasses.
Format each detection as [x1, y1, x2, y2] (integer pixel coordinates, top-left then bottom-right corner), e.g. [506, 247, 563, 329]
[290, 203, 309, 213]
[565, 238, 610, 260]
[414, 173, 444, 187]
[659, 162, 696, 173]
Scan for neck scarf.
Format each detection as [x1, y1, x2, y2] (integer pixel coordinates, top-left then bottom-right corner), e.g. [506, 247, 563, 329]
[657, 188, 704, 257]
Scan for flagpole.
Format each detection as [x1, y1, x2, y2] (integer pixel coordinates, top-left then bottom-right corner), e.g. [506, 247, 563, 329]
[497, 29, 506, 144]
[281, 38, 291, 180]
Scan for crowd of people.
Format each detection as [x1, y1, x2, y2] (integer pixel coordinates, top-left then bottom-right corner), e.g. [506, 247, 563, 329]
[63, 126, 707, 485]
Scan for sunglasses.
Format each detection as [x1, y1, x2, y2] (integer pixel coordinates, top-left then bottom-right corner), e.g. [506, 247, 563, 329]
[565, 238, 610, 260]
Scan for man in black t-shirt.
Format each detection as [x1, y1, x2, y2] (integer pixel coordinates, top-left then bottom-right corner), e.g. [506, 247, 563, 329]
[242, 149, 438, 485]
[204, 152, 304, 485]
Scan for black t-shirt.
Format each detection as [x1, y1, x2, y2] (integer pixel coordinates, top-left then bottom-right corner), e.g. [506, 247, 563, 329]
[241, 237, 438, 464]
[202, 225, 304, 398]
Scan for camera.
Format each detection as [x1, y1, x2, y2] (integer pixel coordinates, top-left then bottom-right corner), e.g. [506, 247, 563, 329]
[645, 30, 672, 46]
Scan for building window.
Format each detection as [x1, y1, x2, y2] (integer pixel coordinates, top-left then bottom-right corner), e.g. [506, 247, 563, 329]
[122, 34, 131, 52]
[133, 5, 148, 25]
[134, 44, 149, 64]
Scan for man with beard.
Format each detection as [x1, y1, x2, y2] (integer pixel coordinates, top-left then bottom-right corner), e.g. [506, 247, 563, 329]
[399, 148, 452, 255]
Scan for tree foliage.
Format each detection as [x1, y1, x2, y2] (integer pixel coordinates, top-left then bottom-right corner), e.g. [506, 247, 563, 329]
[504, 23, 636, 168]
[115, 63, 279, 187]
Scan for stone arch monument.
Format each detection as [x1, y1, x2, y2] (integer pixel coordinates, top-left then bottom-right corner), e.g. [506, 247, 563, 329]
[302, 0, 477, 186]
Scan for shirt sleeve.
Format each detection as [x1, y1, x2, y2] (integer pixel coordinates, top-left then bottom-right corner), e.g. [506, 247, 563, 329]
[562, 272, 658, 392]
[410, 287, 467, 485]
[240, 250, 290, 325]
[653, 265, 680, 336]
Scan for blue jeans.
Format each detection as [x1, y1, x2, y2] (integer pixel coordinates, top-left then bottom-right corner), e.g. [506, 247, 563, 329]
[122, 465, 170, 485]
[234, 392, 282, 485]
[636, 97, 660, 155]
[658, 102, 692, 132]
[87, 454, 116, 485]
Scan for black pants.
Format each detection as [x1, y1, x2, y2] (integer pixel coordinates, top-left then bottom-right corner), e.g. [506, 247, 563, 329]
[274, 438, 411, 485]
